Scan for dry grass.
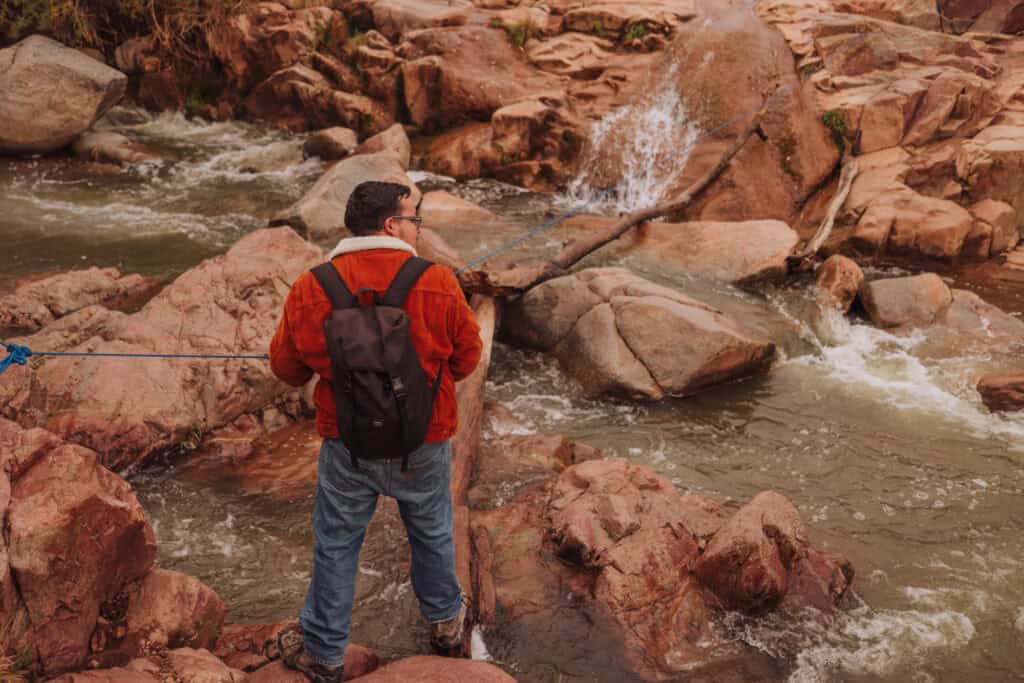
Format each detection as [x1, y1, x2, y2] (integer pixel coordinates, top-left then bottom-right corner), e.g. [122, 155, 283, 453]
[1, 0, 245, 61]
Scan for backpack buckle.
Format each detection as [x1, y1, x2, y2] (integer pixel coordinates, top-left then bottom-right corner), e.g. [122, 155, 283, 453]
[391, 376, 407, 398]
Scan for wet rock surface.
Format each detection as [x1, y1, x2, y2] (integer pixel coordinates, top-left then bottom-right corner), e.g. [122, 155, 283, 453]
[471, 458, 851, 681]
[505, 267, 776, 400]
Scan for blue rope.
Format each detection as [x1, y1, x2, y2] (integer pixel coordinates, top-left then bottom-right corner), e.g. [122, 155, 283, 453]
[0, 340, 267, 375]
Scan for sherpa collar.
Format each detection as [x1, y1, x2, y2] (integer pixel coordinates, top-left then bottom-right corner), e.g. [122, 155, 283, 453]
[327, 235, 417, 260]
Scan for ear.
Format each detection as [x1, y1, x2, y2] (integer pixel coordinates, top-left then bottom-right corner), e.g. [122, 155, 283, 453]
[382, 217, 397, 236]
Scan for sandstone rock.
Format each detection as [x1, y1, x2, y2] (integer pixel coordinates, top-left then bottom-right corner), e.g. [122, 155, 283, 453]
[0, 36, 127, 155]
[360, 0, 473, 40]
[939, 0, 1024, 33]
[526, 32, 615, 79]
[209, 2, 334, 94]
[815, 255, 865, 313]
[416, 122, 498, 179]
[843, 184, 974, 262]
[472, 459, 850, 680]
[624, 219, 799, 284]
[0, 267, 158, 335]
[977, 373, 1024, 412]
[0, 228, 323, 469]
[400, 26, 562, 132]
[694, 491, 810, 612]
[935, 288, 1024, 342]
[353, 124, 412, 170]
[901, 70, 1000, 147]
[272, 153, 419, 239]
[857, 78, 929, 153]
[562, 0, 695, 36]
[419, 191, 496, 230]
[468, 433, 602, 509]
[7, 441, 155, 676]
[72, 131, 157, 165]
[957, 125, 1024, 233]
[858, 273, 953, 328]
[970, 199, 1019, 255]
[94, 569, 225, 663]
[163, 647, 243, 683]
[505, 268, 774, 400]
[353, 655, 515, 682]
[303, 127, 358, 160]
[584, 5, 838, 225]
[833, 0, 940, 29]
[46, 668, 159, 682]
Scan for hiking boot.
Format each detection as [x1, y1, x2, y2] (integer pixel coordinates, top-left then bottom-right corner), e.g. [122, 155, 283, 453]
[430, 599, 467, 650]
[277, 624, 344, 683]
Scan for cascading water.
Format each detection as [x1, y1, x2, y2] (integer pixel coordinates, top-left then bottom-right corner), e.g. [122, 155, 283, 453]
[565, 62, 703, 213]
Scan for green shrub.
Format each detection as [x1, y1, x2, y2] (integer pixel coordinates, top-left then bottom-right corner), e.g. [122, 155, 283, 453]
[625, 22, 647, 41]
[822, 109, 847, 154]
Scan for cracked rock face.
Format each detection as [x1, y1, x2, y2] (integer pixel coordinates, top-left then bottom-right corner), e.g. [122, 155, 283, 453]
[504, 267, 776, 400]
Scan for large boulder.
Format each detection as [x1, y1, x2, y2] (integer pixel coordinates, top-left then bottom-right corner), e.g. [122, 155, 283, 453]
[578, 4, 838, 224]
[271, 152, 420, 239]
[0, 36, 127, 155]
[214, 621, 378, 675]
[2, 419, 155, 676]
[504, 268, 776, 400]
[958, 125, 1024, 234]
[977, 374, 1024, 413]
[857, 273, 953, 328]
[0, 267, 158, 335]
[303, 127, 358, 160]
[0, 228, 322, 469]
[472, 458, 852, 681]
[353, 124, 412, 170]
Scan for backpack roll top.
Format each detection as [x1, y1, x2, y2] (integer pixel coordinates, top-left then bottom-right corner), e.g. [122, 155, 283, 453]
[311, 257, 443, 469]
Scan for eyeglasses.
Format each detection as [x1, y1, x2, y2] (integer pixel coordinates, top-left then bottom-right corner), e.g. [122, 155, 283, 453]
[389, 215, 423, 226]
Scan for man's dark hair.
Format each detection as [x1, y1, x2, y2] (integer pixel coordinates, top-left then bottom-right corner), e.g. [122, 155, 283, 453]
[345, 181, 411, 236]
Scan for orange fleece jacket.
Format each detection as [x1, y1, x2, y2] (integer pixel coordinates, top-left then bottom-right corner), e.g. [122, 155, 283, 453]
[269, 248, 482, 442]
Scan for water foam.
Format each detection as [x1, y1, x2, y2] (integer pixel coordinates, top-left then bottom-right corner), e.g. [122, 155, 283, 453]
[788, 304, 1024, 450]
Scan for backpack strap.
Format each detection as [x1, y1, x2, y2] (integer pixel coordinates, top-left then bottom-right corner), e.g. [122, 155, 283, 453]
[382, 257, 434, 308]
[311, 262, 357, 309]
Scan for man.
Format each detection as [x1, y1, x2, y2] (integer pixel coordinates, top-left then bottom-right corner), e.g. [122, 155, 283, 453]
[269, 181, 483, 683]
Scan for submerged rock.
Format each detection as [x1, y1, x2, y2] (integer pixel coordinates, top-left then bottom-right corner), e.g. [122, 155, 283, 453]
[471, 458, 852, 681]
[0, 36, 127, 155]
[977, 373, 1024, 413]
[71, 131, 157, 165]
[504, 267, 776, 400]
[352, 655, 516, 682]
[0, 228, 322, 470]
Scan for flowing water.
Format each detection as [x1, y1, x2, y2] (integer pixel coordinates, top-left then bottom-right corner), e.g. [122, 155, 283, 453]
[2, 109, 1024, 682]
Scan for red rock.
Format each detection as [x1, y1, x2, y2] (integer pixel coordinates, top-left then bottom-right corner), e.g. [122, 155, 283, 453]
[7, 443, 155, 676]
[353, 655, 515, 682]
[92, 569, 225, 665]
[0, 267, 157, 335]
[693, 491, 809, 613]
[858, 273, 952, 328]
[977, 373, 1024, 412]
[815, 255, 865, 313]
[0, 228, 322, 470]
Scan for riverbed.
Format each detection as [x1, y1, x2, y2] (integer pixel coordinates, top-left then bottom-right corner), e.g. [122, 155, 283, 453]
[2, 108, 1022, 682]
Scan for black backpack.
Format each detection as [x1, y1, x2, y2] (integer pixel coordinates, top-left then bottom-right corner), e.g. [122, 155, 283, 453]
[311, 257, 442, 470]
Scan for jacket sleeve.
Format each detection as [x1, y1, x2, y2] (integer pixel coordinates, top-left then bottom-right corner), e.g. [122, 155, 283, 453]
[269, 304, 314, 388]
[446, 276, 483, 382]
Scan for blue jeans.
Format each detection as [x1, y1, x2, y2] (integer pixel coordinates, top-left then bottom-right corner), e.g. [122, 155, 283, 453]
[299, 438, 462, 666]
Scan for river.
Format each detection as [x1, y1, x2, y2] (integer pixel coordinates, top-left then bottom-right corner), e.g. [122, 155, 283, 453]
[1, 108, 1022, 682]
